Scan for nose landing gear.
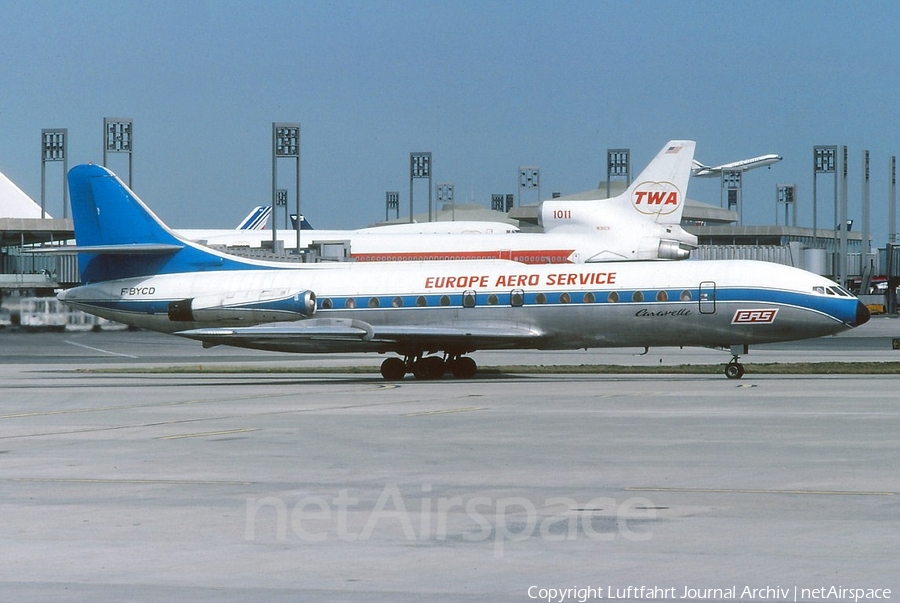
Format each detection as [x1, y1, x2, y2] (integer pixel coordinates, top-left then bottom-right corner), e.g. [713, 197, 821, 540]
[724, 360, 745, 379]
[724, 344, 747, 379]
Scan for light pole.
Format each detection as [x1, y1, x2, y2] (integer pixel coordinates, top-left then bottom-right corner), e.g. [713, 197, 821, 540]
[410, 152, 432, 222]
[41, 129, 67, 219]
[272, 123, 300, 254]
[103, 118, 133, 189]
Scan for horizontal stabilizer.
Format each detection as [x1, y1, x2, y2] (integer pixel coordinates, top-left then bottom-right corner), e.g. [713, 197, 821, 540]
[29, 243, 184, 254]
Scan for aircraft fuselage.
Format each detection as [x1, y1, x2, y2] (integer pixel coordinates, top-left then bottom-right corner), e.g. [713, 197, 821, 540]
[61, 258, 867, 355]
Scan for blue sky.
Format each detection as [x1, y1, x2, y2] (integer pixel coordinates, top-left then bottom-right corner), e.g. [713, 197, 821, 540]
[2, 0, 899, 243]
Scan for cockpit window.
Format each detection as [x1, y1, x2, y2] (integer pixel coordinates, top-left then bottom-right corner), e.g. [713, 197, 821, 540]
[826, 286, 852, 297]
[814, 285, 853, 297]
[834, 286, 853, 297]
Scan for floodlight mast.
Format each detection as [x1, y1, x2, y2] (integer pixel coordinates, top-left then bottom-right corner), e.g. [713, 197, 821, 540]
[813, 145, 837, 251]
[385, 191, 400, 221]
[518, 166, 540, 208]
[41, 129, 67, 219]
[607, 148, 630, 198]
[436, 182, 454, 221]
[410, 152, 432, 222]
[103, 118, 133, 190]
[272, 123, 301, 254]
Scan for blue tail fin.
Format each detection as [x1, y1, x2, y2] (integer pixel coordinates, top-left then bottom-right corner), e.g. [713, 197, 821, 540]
[289, 214, 314, 230]
[68, 164, 258, 282]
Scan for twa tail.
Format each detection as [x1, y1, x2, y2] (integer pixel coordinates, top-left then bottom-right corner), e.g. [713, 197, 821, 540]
[621, 140, 696, 225]
[538, 140, 697, 261]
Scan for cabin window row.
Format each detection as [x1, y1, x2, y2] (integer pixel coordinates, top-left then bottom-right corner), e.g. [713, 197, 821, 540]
[317, 289, 694, 310]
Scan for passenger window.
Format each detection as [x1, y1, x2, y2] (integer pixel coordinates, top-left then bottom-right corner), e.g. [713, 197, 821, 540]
[487, 294, 499, 305]
[440, 295, 450, 306]
[369, 297, 380, 308]
[345, 298, 356, 309]
[463, 290, 476, 308]
[391, 296, 403, 308]
[632, 291, 644, 302]
[511, 289, 524, 307]
[680, 290, 692, 301]
[560, 292, 571, 304]
[416, 295, 427, 307]
[583, 291, 595, 303]
[535, 293, 547, 304]
[656, 290, 668, 302]
[608, 291, 620, 303]
[321, 298, 333, 310]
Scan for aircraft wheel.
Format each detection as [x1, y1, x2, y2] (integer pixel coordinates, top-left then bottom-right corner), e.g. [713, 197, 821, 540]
[450, 356, 477, 379]
[380, 357, 406, 381]
[413, 356, 446, 380]
[724, 362, 745, 379]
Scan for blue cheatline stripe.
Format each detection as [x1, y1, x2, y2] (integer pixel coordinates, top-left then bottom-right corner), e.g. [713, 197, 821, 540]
[72, 286, 857, 324]
[314, 287, 853, 320]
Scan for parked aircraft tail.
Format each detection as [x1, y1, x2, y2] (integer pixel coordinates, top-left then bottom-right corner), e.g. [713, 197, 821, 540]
[66, 164, 259, 283]
[691, 159, 710, 173]
[236, 206, 271, 230]
[538, 140, 697, 260]
[289, 214, 314, 230]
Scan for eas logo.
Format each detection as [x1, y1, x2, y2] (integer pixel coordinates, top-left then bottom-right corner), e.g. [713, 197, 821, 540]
[732, 309, 778, 324]
[631, 181, 680, 216]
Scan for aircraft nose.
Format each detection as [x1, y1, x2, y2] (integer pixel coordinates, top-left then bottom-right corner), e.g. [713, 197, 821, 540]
[853, 300, 871, 327]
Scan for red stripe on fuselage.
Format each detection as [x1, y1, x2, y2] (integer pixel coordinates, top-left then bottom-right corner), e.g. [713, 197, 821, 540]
[351, 250, 575, 264]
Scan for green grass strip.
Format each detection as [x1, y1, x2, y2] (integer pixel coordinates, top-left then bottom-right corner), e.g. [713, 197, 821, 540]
[77, 362, 900, 375]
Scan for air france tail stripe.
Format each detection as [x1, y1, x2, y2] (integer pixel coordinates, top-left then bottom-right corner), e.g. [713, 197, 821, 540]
[238, 206, 272, 230]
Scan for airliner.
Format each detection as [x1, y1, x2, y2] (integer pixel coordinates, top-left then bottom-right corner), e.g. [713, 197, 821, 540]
[691, 154, 782, 178]
[175, 140, 699, 263]
[55, 161, 869, 380]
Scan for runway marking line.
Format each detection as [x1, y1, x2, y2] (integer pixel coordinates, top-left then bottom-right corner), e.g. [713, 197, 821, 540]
[157, 428, 259, 440]
[403, 407, 485, 417]
[64, 339, 139, 358]
[11, 477, 254, 485]
[628, 486, 895, 496]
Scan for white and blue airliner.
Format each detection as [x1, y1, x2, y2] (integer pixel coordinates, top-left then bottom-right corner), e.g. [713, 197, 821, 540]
[57, 163, 869, 380]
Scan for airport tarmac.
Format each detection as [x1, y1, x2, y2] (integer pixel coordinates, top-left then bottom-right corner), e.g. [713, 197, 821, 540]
[1, 327, 899, 601]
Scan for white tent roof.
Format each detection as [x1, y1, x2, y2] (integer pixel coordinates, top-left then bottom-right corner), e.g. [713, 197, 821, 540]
[0, 170, 48, 219]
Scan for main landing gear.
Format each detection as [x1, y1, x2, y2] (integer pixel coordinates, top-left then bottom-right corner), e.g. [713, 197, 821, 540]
[380, 354, 478, 381]
[724, 344, 747, 379]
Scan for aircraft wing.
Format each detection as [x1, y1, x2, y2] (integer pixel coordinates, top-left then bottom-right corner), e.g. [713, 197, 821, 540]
[176, 318, 544, 353]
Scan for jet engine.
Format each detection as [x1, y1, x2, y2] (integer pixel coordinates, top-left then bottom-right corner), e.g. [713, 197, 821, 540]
[167, 289, 316, 324]
[656, 238, 694, 260]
